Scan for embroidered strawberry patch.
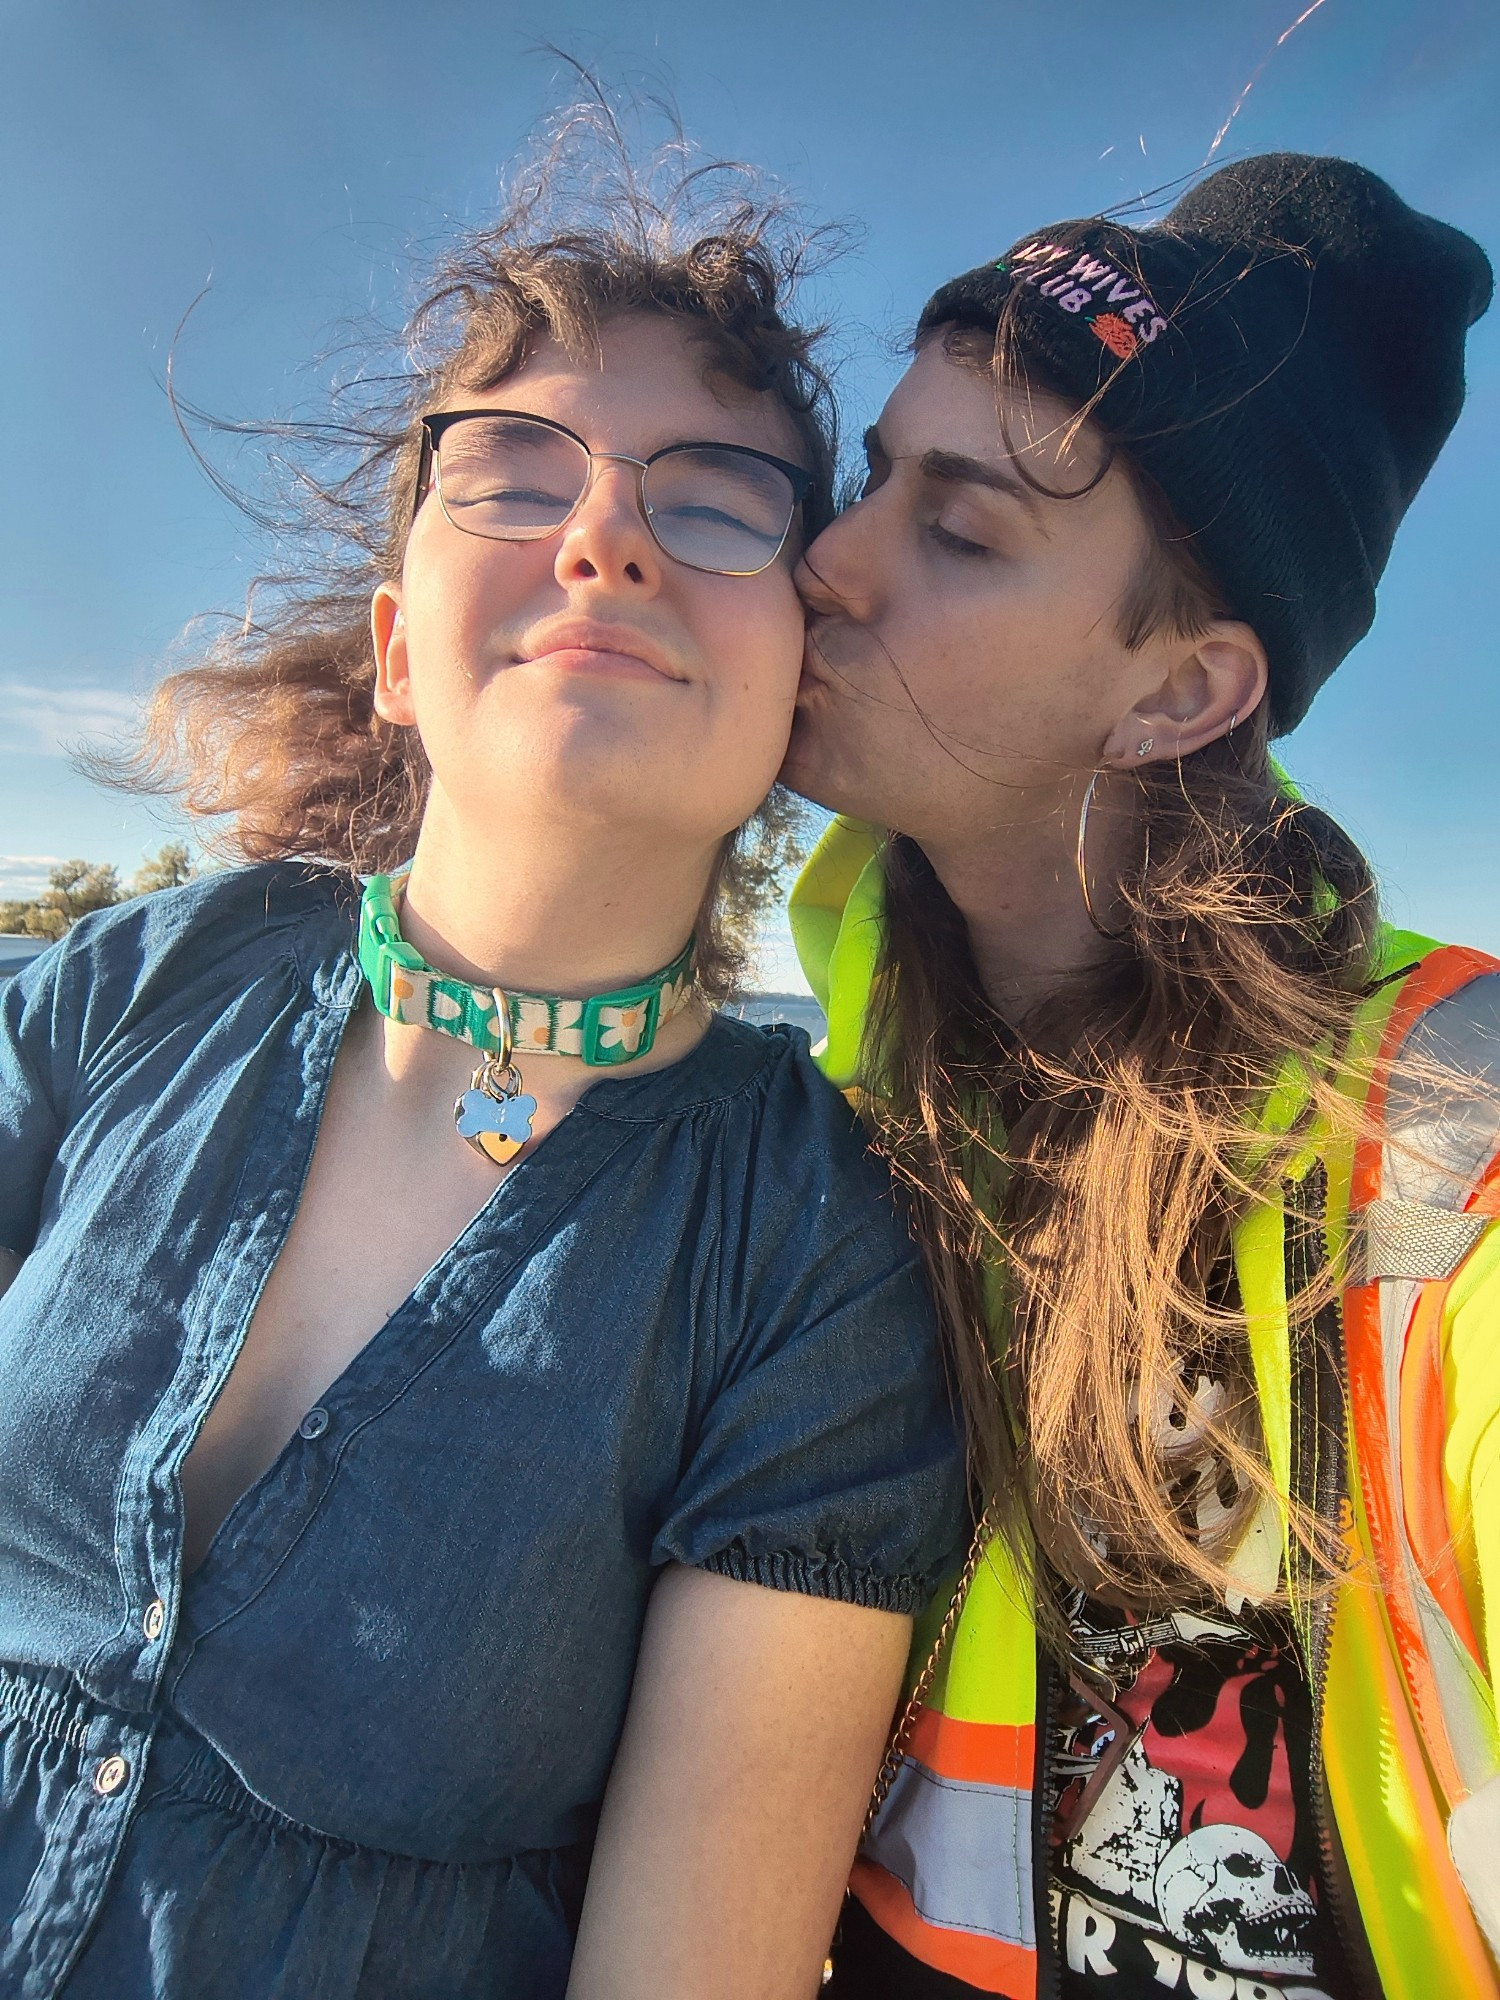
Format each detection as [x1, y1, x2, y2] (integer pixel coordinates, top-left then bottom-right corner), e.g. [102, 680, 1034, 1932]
[1091, 314, 1139, 359]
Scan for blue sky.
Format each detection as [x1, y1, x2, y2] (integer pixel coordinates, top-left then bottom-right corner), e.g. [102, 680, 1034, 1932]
[4, 0, 1496, 981]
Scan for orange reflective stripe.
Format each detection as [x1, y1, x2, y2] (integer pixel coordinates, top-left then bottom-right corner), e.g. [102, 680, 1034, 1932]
[1345, 1266, 1468, 1798]
[1400, 1276, 1483, 1666]
[1346, 946, 1499, 1806]
[850, 1857, 1037, 1997]
[860, 1707, 1036, 1969]
[905, 1706, 1036, 1789]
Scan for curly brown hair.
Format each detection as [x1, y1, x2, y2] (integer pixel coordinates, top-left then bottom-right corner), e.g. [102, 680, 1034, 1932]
[101, 111, 838, 999]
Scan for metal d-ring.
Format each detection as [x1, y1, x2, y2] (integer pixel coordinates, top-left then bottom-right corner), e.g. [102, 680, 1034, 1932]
[490, 987, 514, 1071]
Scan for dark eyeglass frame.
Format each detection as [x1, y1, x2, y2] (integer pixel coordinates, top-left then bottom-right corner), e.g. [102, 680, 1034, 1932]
[413, 409, 815, 576]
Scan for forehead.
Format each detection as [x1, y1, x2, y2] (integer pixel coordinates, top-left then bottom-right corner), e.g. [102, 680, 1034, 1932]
[879, 337, 1103, 488]
[450, 312, 803, 463]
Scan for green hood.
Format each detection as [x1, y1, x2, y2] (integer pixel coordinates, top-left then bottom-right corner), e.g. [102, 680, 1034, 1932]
[787, 817, 887, 1088]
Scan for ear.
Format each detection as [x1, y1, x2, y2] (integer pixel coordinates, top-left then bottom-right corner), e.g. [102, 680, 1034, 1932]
[371, 583, 416, 729]
[1102, 620, 1268, 768]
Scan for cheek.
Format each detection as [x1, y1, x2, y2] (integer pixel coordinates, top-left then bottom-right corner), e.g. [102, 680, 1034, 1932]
[401, 523, 542, 672]
[700, 570, 805, 708]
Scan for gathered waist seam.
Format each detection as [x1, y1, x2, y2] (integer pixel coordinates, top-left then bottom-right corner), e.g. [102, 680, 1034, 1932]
[0, 1664, 93, 1755]
[151, 1718, 581, 1872]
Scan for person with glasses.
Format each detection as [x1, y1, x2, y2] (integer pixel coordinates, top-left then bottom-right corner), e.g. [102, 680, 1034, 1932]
[0, 173, 964, 1999]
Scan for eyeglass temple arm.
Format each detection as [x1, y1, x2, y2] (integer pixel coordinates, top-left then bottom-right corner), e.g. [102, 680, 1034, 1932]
[413, 423, 435, 517]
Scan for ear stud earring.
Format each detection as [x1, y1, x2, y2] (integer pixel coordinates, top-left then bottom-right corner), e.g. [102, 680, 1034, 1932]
[1137, 737, 1154, 758]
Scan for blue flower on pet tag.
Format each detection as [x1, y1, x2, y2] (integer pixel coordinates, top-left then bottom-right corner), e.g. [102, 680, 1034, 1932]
[454, 1060, 537, 1165]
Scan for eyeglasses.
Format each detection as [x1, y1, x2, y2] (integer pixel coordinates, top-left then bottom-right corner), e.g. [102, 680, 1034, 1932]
[414, 410, 813, 577]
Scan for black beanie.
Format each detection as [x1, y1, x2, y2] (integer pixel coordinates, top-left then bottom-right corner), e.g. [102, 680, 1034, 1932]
[917, 154, 1493, 733]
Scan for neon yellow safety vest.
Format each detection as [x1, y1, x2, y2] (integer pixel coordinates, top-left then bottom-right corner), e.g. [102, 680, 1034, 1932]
[790, 816, 1500, 2000]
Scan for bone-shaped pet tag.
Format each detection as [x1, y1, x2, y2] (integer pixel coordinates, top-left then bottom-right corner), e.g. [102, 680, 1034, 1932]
[454, 1059, 537, 1165]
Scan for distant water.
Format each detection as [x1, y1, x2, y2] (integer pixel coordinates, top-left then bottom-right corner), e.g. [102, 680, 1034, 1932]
[724, 991, 828, 1043]
[0, 936, 48, 980]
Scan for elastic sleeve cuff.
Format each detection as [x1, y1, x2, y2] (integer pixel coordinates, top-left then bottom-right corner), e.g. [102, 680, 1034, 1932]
[698, 1541, 930, 1614]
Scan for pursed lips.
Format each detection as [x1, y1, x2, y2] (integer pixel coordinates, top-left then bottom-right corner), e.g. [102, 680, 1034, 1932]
[514, 619, 685, 682]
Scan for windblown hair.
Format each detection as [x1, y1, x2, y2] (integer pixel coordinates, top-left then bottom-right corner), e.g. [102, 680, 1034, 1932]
[867, 321, 1405, 1628]
[100, 103, 839, 999]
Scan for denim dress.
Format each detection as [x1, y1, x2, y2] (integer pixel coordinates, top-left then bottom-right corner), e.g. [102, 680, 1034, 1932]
[0, 866, 965, 2000]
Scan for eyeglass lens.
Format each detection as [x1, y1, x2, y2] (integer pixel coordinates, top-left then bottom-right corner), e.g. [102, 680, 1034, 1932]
[434, 414, 798, 575]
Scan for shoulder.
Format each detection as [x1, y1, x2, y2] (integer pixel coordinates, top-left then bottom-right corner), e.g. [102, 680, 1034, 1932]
[64, 859, 354, 964]
[10, 861, 356, 1062]
[710, 1019, 927, 1303]
[1375, 944, 1500, 1175]
[586, 1013, 919, 1273]
[615, 1013, 896, 1185]
[1385, 944, 1500, 1069]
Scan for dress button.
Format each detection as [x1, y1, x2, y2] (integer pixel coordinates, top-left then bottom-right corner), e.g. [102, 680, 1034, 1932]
[298, 1406, 330, 1441]
[93, 1755, 129, 1795]
[142, 1597, 166, 1642]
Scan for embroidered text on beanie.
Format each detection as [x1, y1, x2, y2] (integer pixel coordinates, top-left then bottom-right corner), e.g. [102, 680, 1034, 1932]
[917, 154, 1492, 734]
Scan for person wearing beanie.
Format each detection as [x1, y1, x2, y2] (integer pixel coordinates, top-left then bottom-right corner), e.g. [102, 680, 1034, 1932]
[781, 154, 1500, 1998]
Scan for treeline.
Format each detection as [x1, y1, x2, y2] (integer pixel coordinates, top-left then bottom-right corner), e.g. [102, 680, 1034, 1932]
[0, 844, 197, 941]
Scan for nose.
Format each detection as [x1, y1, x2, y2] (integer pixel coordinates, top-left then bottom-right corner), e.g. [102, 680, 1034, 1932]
[553, 456, 663, 595]
[794, 503, 878, 623]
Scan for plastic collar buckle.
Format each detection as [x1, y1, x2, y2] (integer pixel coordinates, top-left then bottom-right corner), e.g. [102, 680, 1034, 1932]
[580, 983, 662, 1066]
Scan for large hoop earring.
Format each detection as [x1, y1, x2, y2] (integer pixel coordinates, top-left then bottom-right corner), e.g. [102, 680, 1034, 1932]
[1075, 770, 1148, 943]
[1076, 772, 1122, 941]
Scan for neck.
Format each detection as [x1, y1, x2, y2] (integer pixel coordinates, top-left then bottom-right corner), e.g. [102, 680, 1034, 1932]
[917, 774, 1133, 1020]
[399, 786, 713, 998]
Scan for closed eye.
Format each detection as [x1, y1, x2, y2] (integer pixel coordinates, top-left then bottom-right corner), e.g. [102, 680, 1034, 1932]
[929, 522, 992, 558]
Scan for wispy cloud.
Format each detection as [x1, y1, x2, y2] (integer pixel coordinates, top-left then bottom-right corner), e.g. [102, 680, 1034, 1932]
[0, 682, 141, 758]
[0, 855, 65, 899]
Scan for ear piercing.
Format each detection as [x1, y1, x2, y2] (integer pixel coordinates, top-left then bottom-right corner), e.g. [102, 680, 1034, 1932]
[1137, 737, 1154, 758]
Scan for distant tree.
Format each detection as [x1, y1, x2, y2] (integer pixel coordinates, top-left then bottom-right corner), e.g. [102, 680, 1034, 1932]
[129, 841, 196, 896]
[0, 861, 123, 941]
[0, 844, 198, 940]
[719, 791, 815, 979]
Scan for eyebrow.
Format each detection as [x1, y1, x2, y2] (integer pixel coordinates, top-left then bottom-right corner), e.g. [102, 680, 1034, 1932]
[865, 425, 1050, 526]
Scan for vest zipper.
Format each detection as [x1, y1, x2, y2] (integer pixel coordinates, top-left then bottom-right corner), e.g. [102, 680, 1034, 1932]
[1286, 1168, 1383, 2000]
[1303, 1443, 1385, 1999]
[1033, 1643, 1063, 2000]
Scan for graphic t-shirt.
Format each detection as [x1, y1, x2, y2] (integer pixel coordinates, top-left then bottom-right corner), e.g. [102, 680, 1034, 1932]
[827, 1360, 1361, 2000]
[1048, 1591, 1352, 1997]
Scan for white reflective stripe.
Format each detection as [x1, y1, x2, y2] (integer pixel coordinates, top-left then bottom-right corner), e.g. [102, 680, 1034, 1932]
[1448, 1773, 1500, 1959]
[1415, 1573, 1500, 1794]
[1352, 1196, 1489, 1281]
[862, 1755, 1035, 1950]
